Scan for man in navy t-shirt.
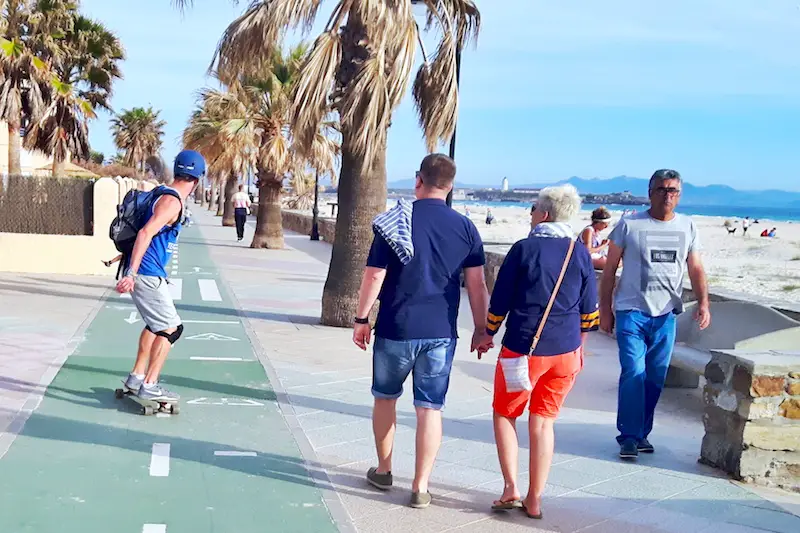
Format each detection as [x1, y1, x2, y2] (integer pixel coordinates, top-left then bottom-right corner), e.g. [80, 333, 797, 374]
[352, 154, 489, 509]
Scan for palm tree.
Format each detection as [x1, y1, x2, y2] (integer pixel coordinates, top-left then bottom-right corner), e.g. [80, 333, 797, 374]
[24, 13, 124, 175]
[185, 45, 339, 248]
[110, 106, 165, 173]
[0, 1, 49, 176]
[177, 0, 480, 326]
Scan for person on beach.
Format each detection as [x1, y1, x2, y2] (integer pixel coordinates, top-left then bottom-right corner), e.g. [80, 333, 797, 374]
[115, 150, 205, 401]
[478, 184, 598, 519]
[742, 216, 750, 236]
[352, 154, 490, 509]
[580, 206, 612, 269]
[231, 184, 251, 241]
[600, 169, 711, 459]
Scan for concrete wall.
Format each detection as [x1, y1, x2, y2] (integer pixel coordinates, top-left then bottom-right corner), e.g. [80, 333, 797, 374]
[0, 177, 152, 276]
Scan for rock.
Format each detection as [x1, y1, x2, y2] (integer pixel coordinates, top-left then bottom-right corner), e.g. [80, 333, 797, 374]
[705, 361, 727, 384]
[787, 380, 800, 396]
[780, 399, 800, 420]
[742, 421, 800, 452]
[751, 376, 787, 397]
[739, 397, 782, 420]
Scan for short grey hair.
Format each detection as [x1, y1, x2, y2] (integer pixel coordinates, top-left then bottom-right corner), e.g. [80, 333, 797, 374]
[649, 169, 682, 192]
[536, 184, 582, 222]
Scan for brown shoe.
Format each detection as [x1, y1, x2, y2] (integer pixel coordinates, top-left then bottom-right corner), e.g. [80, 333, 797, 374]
[410, 491, 432, 509]
[366, 467, 392, 491]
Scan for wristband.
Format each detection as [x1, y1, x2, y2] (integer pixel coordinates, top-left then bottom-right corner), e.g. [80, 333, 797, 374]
[354, 317, 369, 324]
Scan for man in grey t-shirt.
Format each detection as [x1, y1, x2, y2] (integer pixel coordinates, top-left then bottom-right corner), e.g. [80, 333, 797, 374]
[600, 169, 711, 459]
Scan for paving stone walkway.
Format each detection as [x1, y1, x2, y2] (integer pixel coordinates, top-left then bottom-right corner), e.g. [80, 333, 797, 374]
[0, 206, 798, 533]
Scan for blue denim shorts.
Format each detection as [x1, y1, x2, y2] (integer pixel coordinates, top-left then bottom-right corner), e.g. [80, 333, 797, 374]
[372, 337, 457, 410]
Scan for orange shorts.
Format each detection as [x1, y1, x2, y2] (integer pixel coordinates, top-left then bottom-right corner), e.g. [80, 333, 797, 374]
[493, 346, 583, 419]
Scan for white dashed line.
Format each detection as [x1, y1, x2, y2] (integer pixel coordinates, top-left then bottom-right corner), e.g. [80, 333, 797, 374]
[198, 279, 222, 301]
[142, 525, 166, 533]
[149, 443, 170, 477]
[190, 357, 246, 361]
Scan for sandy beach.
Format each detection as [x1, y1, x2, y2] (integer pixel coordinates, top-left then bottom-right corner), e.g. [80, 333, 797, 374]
[461, 204, 800, 304]
[300, 196, 800, 304]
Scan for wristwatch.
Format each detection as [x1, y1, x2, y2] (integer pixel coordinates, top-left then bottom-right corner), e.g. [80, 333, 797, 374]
[124, 268, 139, 280]
[354, 317, 369, 324]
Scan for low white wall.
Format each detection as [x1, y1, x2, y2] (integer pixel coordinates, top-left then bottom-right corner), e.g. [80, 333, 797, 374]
[0, 177, 153, 276]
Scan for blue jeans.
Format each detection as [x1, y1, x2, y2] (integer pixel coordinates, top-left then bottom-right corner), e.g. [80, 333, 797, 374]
[615, 310, 677, 444]
[372, 337, 457, 410]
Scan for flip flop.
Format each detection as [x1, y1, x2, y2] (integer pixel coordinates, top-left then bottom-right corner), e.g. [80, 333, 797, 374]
[520, 502, 543, 519]
[491, 498, 523, 511]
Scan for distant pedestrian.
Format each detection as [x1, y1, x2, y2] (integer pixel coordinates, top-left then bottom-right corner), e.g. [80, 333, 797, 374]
[580, 206, 612, 269]
[600, 169, 711, 459]
[480, 184, 599, 519]
[353, 153, 490, 509]
[742, 216, 750, 236]
[231, 184, 251, 241]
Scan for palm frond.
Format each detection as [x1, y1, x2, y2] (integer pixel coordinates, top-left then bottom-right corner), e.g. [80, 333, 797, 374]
[291, 31, 341, 151]
[339, 55, 391, 166]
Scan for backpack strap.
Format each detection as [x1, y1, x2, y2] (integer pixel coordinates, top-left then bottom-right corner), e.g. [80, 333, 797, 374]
[150, 186, 184, 231]
[529, 239, 576, 354]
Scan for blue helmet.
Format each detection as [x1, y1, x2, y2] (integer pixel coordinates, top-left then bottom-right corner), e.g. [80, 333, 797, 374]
[173, 150, 205, 180]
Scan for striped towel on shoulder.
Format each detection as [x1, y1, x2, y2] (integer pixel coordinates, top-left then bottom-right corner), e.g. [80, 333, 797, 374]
[372, 199, 414, 265]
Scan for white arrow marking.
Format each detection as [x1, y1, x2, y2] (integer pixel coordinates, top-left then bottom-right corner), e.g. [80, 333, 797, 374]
[186, 333, 239, 341]
[193, 267, 201, 273]
[107, 305, 135, 311]
[186, 397, 264, 406]
[124, 312, 140, 325]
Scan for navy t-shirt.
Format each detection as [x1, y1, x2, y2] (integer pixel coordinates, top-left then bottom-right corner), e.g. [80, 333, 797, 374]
[366, 199, 485, 340]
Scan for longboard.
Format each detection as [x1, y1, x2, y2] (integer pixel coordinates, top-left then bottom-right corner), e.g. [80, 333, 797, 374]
[114, 383, 180, 416]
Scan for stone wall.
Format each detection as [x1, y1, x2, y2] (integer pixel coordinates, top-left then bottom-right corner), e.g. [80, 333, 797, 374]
[700, 350, 800, 492]
[282, 210, 336, 244]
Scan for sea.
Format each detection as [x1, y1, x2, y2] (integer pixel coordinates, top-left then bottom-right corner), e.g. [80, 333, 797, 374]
[452, 200, 800, 223]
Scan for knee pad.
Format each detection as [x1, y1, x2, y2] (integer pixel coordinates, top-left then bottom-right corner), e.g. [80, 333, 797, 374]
[154, 324, 184, 345]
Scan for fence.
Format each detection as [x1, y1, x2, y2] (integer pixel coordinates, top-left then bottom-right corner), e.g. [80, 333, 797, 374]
[0, 175, 94, 235]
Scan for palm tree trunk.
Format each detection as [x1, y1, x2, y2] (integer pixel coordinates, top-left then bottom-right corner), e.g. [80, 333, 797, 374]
[52, 157, 66, 177]
[222, 177, 236, 226]
[251, 171, 284, 249]
[8, 123, 22, 176]
[209, 180, 219, 212]
[216, 178, 225, 217]
[320, 134, 387, 327]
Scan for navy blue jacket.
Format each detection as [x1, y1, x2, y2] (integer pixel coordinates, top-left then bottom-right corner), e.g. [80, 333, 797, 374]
[487, 236, 599, 355]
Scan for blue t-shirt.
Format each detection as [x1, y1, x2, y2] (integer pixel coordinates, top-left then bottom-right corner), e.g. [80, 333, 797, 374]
[137, 188, 183, 278]
[486, 236, 599, 356]
[367, 198, 485, 340]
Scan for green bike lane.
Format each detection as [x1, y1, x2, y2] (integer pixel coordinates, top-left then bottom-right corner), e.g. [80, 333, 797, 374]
[0, 223, 338, 533]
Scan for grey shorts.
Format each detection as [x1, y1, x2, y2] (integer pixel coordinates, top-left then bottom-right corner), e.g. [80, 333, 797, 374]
[131, 275, 181, 332]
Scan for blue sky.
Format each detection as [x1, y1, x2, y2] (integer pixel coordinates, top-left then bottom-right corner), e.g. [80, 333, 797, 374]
[81, 0, 800, 192]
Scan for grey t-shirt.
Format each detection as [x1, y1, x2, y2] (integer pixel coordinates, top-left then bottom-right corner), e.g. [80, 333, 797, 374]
[609, 211, 700, 317]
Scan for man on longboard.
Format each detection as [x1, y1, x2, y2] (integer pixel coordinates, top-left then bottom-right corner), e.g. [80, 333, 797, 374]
[115, 150, 205, 402]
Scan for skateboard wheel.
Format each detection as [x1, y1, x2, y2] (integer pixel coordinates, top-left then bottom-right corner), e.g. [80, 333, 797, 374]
[170, 404, 180, 415]
[143, 406, 154, 416]
[114, 389, 124, 399]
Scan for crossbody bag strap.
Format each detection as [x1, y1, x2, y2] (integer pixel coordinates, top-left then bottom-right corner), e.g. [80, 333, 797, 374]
[529, 239, 576, 354]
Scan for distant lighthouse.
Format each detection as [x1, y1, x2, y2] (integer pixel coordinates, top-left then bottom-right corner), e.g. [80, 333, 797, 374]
[501, 177, 509, 192]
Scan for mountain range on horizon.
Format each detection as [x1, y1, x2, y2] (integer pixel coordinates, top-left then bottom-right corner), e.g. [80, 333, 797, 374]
[387, 175, 800, 208]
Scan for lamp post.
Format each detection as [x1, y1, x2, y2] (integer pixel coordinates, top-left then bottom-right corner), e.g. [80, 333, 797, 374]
[310, 169, 320, 241]
[410, 0, 461, 208]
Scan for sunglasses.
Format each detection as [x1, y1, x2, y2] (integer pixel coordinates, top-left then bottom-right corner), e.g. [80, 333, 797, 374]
[654, 187, 681, 196]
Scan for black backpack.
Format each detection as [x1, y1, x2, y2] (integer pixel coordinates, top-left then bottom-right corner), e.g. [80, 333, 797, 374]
[109, 185, 181, 279]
